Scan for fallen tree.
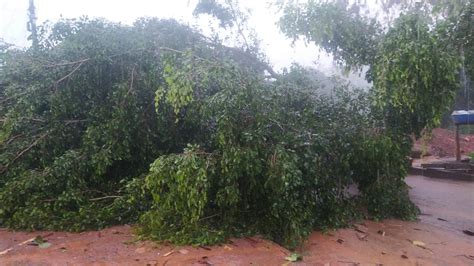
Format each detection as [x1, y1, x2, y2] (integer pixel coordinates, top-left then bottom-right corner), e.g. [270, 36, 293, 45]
[0, 11, 457, 247]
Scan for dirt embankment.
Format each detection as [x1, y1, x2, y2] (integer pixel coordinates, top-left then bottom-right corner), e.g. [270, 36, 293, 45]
[413, 128, 474, 158]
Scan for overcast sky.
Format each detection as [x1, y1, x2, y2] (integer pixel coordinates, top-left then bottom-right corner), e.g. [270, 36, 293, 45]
[0, 0, 374, 84]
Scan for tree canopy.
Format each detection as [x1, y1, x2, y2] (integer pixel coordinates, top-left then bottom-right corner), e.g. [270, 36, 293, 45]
[279, 0, 472, 129]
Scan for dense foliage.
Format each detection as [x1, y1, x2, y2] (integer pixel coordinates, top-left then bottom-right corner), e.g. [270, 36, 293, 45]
[0, 13, 423, 248]
[141, 52, 417, 247]
[372, 13, 460, 136]
[0, 18, 219, 230]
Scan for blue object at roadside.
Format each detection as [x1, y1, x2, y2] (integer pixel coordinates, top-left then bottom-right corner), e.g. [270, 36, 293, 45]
[452, 110, 474, 125]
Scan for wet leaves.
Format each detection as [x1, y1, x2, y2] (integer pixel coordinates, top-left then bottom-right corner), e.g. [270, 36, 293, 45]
[455, 254, 474, 261]
[412, 240, 425, 247]
[197, 256, 212, 265]
[38, 242, 51, 249]
[29, 236, 52, 249]
[410, 240, 433, 254]
[135, 247, 147, 254]
[354, 224, 368, 233]
[462, 230, 474, 236]
[285, 253, 302, 262]
[179, 249, 189, 254]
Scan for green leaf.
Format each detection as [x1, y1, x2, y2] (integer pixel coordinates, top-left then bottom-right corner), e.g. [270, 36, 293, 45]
[38, 242, 51, 249]
[285, 253, 303, 262]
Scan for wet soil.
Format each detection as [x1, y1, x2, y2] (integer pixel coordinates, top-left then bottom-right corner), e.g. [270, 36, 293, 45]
[414, 128, 474, 158]
[1, 175, 473, 265]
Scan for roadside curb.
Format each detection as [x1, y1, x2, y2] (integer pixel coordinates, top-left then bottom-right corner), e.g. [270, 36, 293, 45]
[409, 167, 474, 181]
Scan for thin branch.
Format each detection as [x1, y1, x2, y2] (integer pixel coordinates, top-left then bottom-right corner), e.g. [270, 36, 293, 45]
[44, 49, 147, 69]
[121, 65, 137, 107]
[198, 213, 219, 221]
[42, 198, 57, 203]
[45, 58, 91, 68]
[55, 61, 86, 87]
[5, 133, 25, 145]
[89, 195, 121, 201]
[269, 118, 285, 131]
[0, 117, 87, 124]
[0, 132, 48, 175]
[64, 119, 89, 124]
[31, 118, 46, 123]
[127, 65, 136, 96]
[227, 0, 250, 51]
[158, 46, 187, 55]
[0, 92, 27, 105]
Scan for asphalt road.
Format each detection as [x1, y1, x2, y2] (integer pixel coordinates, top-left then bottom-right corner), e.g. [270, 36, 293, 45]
[406, 175, 474, 238]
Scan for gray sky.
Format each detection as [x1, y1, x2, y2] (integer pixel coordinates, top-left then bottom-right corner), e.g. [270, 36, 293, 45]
[0, 0, 373, 84]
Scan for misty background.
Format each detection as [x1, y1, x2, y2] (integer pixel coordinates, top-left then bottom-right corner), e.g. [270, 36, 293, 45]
[0, 0, 371, 88]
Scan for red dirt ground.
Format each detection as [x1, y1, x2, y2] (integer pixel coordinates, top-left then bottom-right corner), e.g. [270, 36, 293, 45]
[1, 175, 473, 265]
[414, 128, 474, 158]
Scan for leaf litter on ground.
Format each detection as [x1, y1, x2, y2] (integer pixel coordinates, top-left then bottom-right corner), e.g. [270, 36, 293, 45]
[353, 224, 368, 234]
[462, 230, 474, 236]
[0, 248, 13, 256]
[356, 233, 368, 241]
[28, 236, 52, 249]
[285, 253, 303, 262]
[1, 234, 53, 255]
[163, 250, 175, 257]
[409, 239, 433, 254]
[179, 249, 189, 254]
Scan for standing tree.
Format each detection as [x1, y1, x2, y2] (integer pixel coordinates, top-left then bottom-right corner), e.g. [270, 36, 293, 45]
[279, 0, 463, 137]
[27, 0, 39, 51]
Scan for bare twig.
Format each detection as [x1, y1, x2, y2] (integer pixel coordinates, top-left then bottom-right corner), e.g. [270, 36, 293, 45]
[121, 65, 137, 107]
[55, 61, 86, 87]
[0, 248, 13, 256]
[127, 65, 136, 96]
[226, 0, 250, 51]
[89, 195, 121, 201]
[0, 92, 27, 105]
[0, 133, 48, 175]
[338, 260, 360, 265]
[198, 213, 219, 221]
[31, 118, 46, 123]
[45, 58, 91, 68]
[269, 118, 285, 131]
[0, 118, 87, 125]
[454, 254, 474, 261]
[5, 134, 25, 145]
[64, 119, 89, 124]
